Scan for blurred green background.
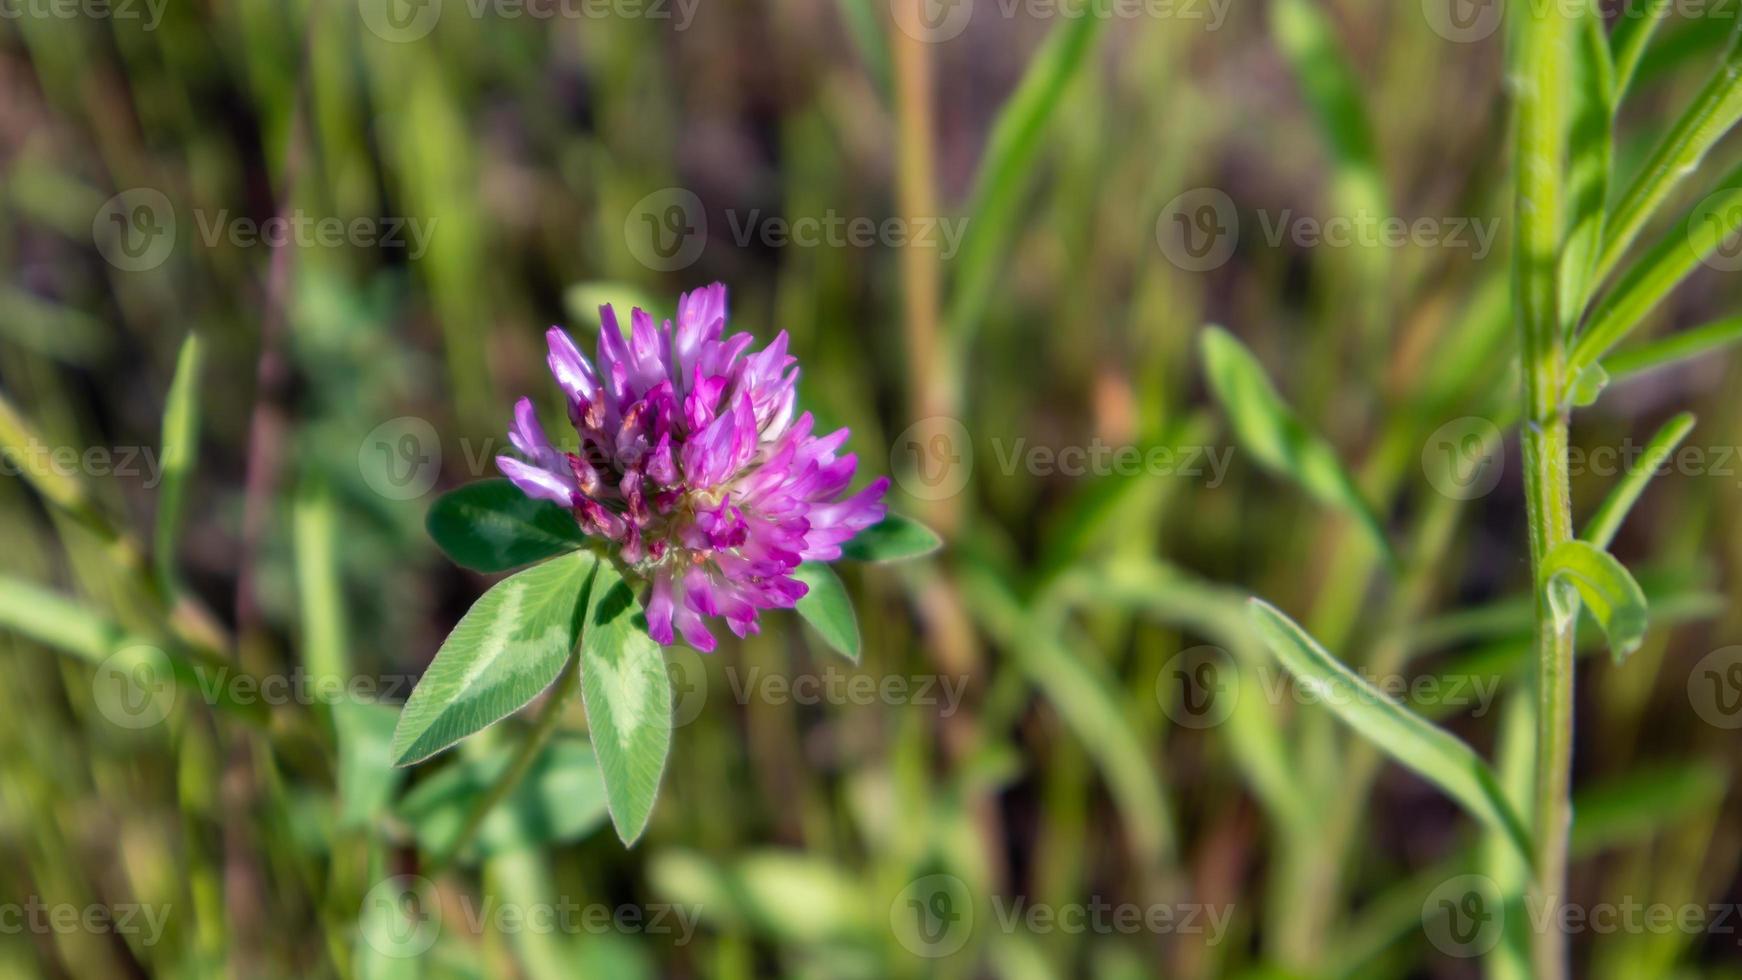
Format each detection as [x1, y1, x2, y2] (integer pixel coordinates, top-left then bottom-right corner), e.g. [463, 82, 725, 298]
[1, 0, 1740, 977]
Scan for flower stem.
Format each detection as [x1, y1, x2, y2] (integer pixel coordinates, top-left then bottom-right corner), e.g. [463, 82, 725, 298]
[1511, 2, 1581, 976]
[427, 650, 581, 876]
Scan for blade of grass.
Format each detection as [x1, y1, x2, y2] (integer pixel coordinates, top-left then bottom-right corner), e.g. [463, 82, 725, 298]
[1592, 26, 1742, 288]
[1246, 598, 1533, 869]
[1610, 0, 1674, 99]
[1562, 12, 1615, 330]
[1603, 315, 1742, 379]
[1571, 160, 1742, 374]
[946, 15, 1103, 349]
[154, 333, 202, 593]
[1580, 412, 1696, 548]
[1200, 325, 1394, 562]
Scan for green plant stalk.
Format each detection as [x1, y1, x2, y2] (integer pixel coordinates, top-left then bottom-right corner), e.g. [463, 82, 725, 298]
[427, 649, 581, 876]
[1513, 4, 1580, 978]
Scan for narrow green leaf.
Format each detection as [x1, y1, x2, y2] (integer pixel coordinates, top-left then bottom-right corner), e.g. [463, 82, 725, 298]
[577, 560, 672, 845]
[425, 479, 587, 573]
[947, 15, 1103, 347]
[792, 563, 859, 663]
[1562, 8, 1615, 329]
[293, 477, 348, 695]
[0, 576, 126, 663]
[1581, 412, 1696, 548]
[1539, 540, 1650, 663]
[391, 550, 597, 766]
[1199, 326, 1392, 560]
[839, 512, 941, 562]
[1610, 0, 1674, 99]
[155, 333, 202, 591]
[397, 735, 608, 860]
[965, 570, 1175, 869]
[1271, 0, 1389, 229]
[1245, 598, 1533, 868]
[1593, 29, 1742, 287]
[1572, 162, 1742, 375]
[1603, 315, 1742, 382]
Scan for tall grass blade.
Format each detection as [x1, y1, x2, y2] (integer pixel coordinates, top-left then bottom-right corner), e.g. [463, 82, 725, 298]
[1580, 412, 1696, 548]
[1593, 27, 1742, 287]
[1200, 326, 1393, 561]
[946, 16, 1103, 347]
[1246, 598, 1533, 868]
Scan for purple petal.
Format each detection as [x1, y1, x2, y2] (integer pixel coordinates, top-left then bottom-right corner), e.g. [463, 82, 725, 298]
[498, 456, 575, 506]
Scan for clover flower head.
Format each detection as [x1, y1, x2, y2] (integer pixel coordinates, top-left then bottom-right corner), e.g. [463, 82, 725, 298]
[496, 283, 889, 651]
